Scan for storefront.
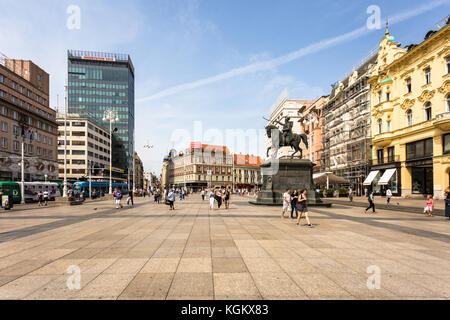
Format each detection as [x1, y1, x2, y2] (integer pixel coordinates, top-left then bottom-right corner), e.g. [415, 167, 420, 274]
[405, 138, 434, 196]
[365, 161, 402, 196]
[407, 160, 434, 196]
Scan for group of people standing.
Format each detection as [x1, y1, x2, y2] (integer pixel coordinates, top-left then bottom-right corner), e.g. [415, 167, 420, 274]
[112, 188, 134, 209]
[37, 190, 49, 207]
[205, 187, 231, 211]
[282, 189, 313, 228]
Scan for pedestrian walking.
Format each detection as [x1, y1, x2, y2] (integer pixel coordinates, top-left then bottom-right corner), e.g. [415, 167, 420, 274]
[348, 187, 353, 202]
[386, 188, 393, 205]
[113, 189, 123, 209]
[445, 187, 450, 220]
[215, 188, 223, 209]
[209, 188, 215, 210]
[364, 191, 376, 214]
[290, 190, 299, 219]
[424, 195, 434, 217]
[282, 189, 291, 218]
[201, 189, 205, 201]
[43, 190, 49, 206]
[167, 189, 175, 210]
[37, 191, 43, 206]
[225, 187, 231, 210]
[126, 190, 134, 207]
[297, 189, 313, 227]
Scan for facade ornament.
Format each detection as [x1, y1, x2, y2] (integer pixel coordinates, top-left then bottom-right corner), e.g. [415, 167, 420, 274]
[400, 99, 415, 110]
[418, 89, 436, 103]
[437, 80, 450, 95]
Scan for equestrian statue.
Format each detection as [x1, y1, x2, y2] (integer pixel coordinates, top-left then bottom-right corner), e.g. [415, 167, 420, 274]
[264, 116, 309, 159]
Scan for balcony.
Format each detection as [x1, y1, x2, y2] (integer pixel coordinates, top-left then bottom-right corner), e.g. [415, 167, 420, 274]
[434, 111, 450, 131]
[372, 131, 394, 147]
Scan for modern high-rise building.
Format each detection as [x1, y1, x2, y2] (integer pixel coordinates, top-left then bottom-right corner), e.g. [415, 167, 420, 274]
[67, 50, 135, 179]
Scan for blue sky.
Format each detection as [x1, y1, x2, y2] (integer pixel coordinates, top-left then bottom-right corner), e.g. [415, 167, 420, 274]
[1, 0, 449, 175]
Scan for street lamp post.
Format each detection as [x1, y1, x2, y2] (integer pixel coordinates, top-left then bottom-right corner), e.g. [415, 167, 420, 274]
[21, 135, 25, 204]
[103, 110, 119, 194]
[63, 80, 68, 198]
[88, 160, 92, 198]
[143, 143, 154, 193]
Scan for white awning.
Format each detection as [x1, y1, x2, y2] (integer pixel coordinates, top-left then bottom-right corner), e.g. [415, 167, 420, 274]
[363, 171, 380, 186]
[378, 169, 397, 186]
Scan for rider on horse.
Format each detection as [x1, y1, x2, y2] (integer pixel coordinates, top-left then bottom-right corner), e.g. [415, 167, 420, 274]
[271, 116, 294, 146]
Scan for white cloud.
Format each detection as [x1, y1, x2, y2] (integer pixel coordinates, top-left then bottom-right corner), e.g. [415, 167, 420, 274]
[137, 0, 449, 103]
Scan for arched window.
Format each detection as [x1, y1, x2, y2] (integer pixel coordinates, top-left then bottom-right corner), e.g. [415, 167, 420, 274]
[406, 109, 413, 127]
[424, 102, 432, 121]
[447, 94, 450, 112]
[378, 119, 383, 134]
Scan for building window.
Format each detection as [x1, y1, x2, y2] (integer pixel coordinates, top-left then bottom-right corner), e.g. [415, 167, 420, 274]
[447, 94, 450, 112]
[406, 109, 413, 127]
[424, 67, 431, 85]
[386, 92, 390, 101]
[388, 147, 395, 162]
[12, 111, 18, 120]
[28, 145, 33, 154]
[378, 119, 383, 134]
[406, 78, 412, 93]
[11, 81, 16, 89]
[378, 91, 382, 104]
[13, 140, 19, 151]
[444, 134, 450, 154]
[424, 102, 432, 121]
[0, 75, 4, 83]
[1, 106, 6, 116]
[377, 149, 384, 164]
[447, 56, 450, 74]
[406, 138, 433, 160]
[387, 120, 391, 132]
[1, 138, 7, 148]
[1, 122, 7, 132]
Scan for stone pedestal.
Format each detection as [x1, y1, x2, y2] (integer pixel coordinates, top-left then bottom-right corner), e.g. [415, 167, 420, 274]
[250, 159, 330, 207]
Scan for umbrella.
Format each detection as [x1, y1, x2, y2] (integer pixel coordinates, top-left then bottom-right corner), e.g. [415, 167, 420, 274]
[313, 172, 349, 188]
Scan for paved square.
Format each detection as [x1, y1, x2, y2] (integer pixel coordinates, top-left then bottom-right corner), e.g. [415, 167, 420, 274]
[0, 195, 449, 300]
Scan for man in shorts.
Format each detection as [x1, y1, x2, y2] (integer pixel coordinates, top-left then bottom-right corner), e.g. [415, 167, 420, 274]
[113, 189, 123, 209]
[282, 189, 291, 219]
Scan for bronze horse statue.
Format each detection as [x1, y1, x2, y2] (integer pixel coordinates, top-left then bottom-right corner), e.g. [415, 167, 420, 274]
[265, 124, 309, 159]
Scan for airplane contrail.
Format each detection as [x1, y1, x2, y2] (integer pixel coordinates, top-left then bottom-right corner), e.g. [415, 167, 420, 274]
[137, 0, 449, 103]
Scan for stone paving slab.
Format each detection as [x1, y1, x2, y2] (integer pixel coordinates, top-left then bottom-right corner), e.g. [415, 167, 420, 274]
[0, 196, 449, 300]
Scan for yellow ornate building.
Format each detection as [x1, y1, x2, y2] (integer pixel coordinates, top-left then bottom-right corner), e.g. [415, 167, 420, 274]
[368, 22, 450, 198]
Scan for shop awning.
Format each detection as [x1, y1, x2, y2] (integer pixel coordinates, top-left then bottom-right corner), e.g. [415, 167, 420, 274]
[378, 169, 397, 186]
[363, 171, 380, 186]
[313, 172, 348, 185]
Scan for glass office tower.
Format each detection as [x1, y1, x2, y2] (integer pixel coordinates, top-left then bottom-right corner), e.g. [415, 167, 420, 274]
[67, 50, 135, 178]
